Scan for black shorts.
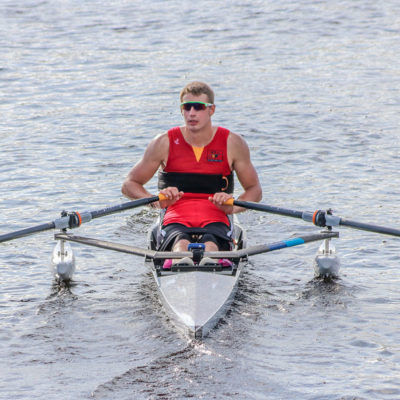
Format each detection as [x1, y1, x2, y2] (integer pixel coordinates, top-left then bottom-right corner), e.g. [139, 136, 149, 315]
[159, 222, 233, 251]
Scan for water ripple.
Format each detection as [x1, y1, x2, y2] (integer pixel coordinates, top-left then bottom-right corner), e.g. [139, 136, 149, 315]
[1, 0, 400, 398]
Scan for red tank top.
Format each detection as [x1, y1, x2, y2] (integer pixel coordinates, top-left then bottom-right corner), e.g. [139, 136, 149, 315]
[163, 126, 231, 227]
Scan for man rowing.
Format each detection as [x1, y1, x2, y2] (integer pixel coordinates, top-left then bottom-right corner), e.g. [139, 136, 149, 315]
[122, 81, 262, 268]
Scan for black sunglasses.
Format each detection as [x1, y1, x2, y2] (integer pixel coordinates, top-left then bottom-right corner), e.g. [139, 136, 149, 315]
[180, 101, 213, 111]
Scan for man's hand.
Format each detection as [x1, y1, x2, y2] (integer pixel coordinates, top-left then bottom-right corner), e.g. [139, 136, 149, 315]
[159, 187, 184, 208]
[208, 192, 234, 214]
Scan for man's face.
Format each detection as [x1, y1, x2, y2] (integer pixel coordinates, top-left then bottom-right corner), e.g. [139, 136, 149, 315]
[180, 93, 215, 132]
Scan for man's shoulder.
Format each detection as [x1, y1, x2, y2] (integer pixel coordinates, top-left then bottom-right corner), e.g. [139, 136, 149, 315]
[226, 130, 246, 145]
[149, 131, 170, 152]
[226, 130, 250, 165]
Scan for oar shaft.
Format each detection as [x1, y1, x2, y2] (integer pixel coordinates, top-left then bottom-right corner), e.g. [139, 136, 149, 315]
[0, 195, 163, 243]
[233, 200, 304, 219]
[230, 199, 400, 238]
[340, 218, 400, 237]
[90, 196, 160, 219]
[0, 222, 55, 243]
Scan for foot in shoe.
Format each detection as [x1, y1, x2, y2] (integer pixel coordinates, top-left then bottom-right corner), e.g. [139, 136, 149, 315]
[162, 259, 172, 270]
[218, 258, 233, 268]
[199, 257, 218, 266]
[173, 257, 194, 266]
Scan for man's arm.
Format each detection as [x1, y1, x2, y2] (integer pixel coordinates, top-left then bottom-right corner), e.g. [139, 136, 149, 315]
[210, 132, 262, 213]
[121, 133, 168, 199]
[229, 132, 262, 203]
[121, 133, 183, 207]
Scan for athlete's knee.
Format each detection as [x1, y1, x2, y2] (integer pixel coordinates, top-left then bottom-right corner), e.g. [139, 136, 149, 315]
[203, 240, 219, 251]
[173, 238, 191, 251]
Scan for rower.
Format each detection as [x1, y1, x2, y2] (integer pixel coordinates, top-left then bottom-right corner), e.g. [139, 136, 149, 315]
[121, 81, 262, 267]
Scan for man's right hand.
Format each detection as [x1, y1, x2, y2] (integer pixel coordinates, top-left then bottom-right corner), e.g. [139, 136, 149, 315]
[159, 187, 184, 208]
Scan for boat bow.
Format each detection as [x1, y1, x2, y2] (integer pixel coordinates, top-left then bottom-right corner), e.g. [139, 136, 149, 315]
[155, 269, 242, 338]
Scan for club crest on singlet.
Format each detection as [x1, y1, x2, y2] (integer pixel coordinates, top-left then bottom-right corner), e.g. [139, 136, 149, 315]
[207, 150, 223, 162]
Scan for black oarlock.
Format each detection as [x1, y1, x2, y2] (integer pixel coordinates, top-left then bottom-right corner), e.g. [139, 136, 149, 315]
[313, 210, 327, 227]
[68, 212, 82, 229]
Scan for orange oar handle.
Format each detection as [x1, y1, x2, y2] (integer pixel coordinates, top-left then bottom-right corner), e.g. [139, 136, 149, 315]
[157, 194, 235, 207]
[158, 194, 234, 205]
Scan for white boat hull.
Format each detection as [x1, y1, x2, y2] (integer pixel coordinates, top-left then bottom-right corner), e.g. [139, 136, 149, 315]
[153, 266, 243, 338]
[147, 215, 247, 338]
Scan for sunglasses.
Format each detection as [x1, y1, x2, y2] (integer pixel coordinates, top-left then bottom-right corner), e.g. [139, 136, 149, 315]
[180, 101, 213, 111]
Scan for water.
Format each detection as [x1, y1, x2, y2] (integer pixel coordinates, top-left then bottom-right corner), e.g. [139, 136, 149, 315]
[1, 1, 400, 399]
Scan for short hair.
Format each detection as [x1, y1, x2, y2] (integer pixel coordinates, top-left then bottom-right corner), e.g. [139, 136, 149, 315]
[180, 81, 215, 104]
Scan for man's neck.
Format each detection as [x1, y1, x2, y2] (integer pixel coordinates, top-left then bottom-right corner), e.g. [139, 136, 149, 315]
[183, 124, 216, 147]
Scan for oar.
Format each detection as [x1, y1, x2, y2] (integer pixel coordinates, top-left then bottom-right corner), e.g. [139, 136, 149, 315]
[0, 195, 166, 243]
[226, 199, 400, 238]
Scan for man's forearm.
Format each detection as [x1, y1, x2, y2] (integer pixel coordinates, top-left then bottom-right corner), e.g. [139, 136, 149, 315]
[121, 180, 153, 200]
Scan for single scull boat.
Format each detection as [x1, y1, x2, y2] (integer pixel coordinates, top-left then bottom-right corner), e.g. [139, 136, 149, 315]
[54, 216, 336, 338]
[1, 194, 399, 338]
[144, 214, 248, 338]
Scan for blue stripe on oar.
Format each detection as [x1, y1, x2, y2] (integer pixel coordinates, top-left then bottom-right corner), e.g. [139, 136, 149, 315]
[269, 238, 305, 251]
[285, 238, 305, 247]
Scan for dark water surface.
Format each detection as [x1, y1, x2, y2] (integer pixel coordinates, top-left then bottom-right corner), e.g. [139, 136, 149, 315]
[1, 1, 400, 399]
